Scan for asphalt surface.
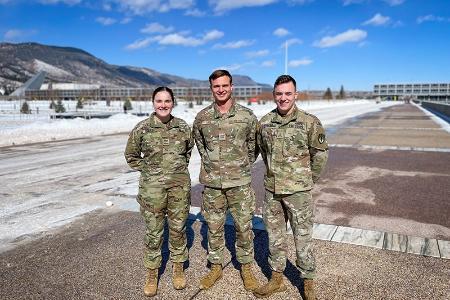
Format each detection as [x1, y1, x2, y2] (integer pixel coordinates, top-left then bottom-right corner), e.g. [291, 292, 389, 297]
[1, 103, 450, 299]
[1, 210, 448, 300]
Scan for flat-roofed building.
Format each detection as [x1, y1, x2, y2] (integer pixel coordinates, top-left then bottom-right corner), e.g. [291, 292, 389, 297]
[373, 83, 450, 101]
[25, 85, 262, 102]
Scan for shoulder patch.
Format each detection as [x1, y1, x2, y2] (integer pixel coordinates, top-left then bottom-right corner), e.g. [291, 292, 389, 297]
[318, 134, 325, 144]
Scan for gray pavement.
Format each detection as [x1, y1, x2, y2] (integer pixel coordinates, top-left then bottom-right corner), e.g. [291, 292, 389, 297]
[1, 103, 450, 299]
[1, 210, 449, 300]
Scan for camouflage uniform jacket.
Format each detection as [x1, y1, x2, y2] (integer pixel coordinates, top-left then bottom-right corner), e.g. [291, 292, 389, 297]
[257, 105, 328, 194]
[193, 101, 258, 189]
[124, 113, 194, 187]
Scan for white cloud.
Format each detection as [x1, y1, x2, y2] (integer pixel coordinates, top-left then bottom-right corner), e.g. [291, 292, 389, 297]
[125, 37, 156, 50]
[384, 0, 404, 6]
[96, 17, 117, 26]
[4, 29, 24, 40]
[157, 33, 205, 46]
[3, 29, 38, 41]
[141, 22, 174, 34]
[417, 14, 449, 24]
[102, 2, 112, 11]
[113, 0, 194, 14]
[343, 0, 405, 6]
[120, 17, 132, 24]
[261, 60, 275, 67]
[184, 8, 206, 17]
[210, 0, 277, 14]
[246, 49, 270, 58]
[363, 13, 390, 26]
[314, 29, 367, 48]
[210, 0, 313, 13]
[214, 63, 243, 72]
[167, 0, 194, 9]
[273, 27, 290, 37]
[289, 58, 312, 67]
[342, 0, 365, 6]
[129, 29, 223, 48]
[203, 30, 224, 41]
[280, 38, 303, 48]
[213, 40, 255, 49]
[39, 0, 81, 4]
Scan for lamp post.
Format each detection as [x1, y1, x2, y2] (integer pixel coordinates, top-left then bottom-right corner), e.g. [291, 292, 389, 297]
[284, 40, 288, 75]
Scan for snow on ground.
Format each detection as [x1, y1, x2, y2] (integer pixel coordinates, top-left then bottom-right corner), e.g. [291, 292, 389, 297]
[0, 99, 400, 147]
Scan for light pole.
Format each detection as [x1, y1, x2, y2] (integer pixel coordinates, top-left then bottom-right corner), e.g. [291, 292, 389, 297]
[284, 40, 288, 75]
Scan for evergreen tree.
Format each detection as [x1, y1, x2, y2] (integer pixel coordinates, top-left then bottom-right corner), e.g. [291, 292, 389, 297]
[338, 85, 346, 99]
[55, 99, 66, 113]
[323, 87, 333, 100]
[76, 98, 83, 110]
[123, 98, 133, 111]
[20, 101, 31, 114]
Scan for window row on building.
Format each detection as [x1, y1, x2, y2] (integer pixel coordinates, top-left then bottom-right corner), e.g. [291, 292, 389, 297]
[25, 86, 263, 101]
[373, 83, 450, 100]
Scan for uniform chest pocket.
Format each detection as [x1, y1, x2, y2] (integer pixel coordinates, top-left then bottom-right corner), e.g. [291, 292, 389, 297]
[202, 124, 219, 151]
[261, 127, 276, 150]
[283, 127, 308, 156]
[170, 131, 189, 154]
[141, 132, 163, 155]
[227, 121, 249, 143]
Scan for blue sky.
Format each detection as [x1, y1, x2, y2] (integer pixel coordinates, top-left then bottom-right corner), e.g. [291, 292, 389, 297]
[1, 0, 449, 91]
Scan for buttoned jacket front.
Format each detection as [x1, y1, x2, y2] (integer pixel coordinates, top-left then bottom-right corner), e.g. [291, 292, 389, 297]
[193, 101, 258, 189]
[125, 113, 194, 187]
[258, 105, 328, 194]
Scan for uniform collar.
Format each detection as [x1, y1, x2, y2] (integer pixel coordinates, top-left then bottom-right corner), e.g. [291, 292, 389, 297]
[213, 99, 237, 119]
[272, 104, 299, 125]
[149, 112, 178, 128]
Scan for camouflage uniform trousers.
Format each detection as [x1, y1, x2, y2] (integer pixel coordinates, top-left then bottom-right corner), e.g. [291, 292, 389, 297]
[264, 189, 315, 279]
[138, 182, 190, 270]
[202, 183, 256, 265]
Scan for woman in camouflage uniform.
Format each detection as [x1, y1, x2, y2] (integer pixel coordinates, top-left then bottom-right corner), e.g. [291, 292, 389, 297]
[124, 86, 194, 297]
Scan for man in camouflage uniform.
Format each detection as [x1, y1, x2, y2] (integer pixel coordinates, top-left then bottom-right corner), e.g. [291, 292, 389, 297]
[193, 69, 260, 291]
[253, 75, 328, 300]
[124, 87, 194, 297]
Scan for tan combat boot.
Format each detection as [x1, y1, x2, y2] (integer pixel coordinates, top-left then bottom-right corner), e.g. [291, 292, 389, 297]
[199, 264, 223, 290]
[303, 279, 316, 300]
[172, 262, 186, 290]
[241, 263, 259, 291]
[253, 271, 287, 298]
[144, 268, 158, 297]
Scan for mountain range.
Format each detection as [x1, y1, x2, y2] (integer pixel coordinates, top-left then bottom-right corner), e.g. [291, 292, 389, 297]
[0, 42, 264, 90]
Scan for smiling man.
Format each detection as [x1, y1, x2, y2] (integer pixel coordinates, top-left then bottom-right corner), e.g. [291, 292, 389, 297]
[193, 69, 260, 291]
[254, 75, 328, 300]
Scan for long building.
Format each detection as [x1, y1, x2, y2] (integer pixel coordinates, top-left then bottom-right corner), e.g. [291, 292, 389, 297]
[16, 71, 263, 102]
[25, 83, 262, 102]
[25, 85, 262, 101]
[373, 83, 450, 101]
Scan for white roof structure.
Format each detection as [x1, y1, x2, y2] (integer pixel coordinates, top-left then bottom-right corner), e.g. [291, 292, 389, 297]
[11, 71, 46, 97]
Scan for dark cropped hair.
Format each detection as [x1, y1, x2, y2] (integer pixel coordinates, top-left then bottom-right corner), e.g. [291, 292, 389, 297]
[273, 74, 296, 90]
[209, 69, 233, 85]
[152, 86, 174, 102]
